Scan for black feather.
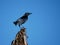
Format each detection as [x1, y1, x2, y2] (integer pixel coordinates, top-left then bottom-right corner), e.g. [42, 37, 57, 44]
[13, 21, 17, 25]
[13, 12, 32, 27]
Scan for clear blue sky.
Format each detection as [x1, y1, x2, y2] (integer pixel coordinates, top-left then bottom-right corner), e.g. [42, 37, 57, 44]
[0, 0, 60, 45]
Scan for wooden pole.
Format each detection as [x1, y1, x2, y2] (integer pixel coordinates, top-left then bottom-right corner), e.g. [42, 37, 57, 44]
[11, 27, 28, 45]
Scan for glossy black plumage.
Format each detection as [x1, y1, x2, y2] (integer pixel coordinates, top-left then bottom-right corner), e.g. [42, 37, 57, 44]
[13, 12, 32, 27]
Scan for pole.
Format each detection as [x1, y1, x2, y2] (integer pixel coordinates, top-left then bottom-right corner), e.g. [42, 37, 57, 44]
[11, 27, 28, 45]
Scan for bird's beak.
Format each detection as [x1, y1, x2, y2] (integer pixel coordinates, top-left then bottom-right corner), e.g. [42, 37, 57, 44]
[30, 13, 32, 14]
[29, 13, 32, 15]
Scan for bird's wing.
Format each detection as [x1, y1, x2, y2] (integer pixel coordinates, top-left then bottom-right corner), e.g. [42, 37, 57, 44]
[20, 15, 27, 19]
[17, 16, 24, 20]
[17, 19, 24, 25]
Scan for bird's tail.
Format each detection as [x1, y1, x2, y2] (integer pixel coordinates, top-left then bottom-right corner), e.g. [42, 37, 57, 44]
[13, 21, 17, 25]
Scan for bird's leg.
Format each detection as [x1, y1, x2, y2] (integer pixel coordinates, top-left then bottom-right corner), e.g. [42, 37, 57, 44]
[19, 24, 20, 27]
[20, 25, 24, 29]
[22, 25, 24, 28]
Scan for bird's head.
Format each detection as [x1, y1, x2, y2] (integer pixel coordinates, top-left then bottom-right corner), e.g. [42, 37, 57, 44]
[25, 12, 32, 16]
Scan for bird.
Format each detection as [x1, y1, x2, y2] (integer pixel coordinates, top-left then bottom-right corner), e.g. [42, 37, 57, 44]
[13, 12, 32, 27]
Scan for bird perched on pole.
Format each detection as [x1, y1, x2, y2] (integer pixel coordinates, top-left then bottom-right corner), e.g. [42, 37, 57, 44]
[13, 12, 32, 27]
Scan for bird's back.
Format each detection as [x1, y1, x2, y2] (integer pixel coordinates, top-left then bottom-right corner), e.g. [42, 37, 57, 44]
[20, 15, 28, 19]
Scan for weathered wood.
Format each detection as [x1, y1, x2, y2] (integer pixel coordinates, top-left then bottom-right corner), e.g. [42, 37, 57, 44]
[11, 28, 28, 45]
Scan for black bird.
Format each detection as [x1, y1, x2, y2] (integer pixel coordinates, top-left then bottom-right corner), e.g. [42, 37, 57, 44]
[13, 12, 32, 27]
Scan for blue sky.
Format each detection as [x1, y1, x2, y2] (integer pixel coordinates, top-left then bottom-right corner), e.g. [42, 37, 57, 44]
[0, 0, 60, 45]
